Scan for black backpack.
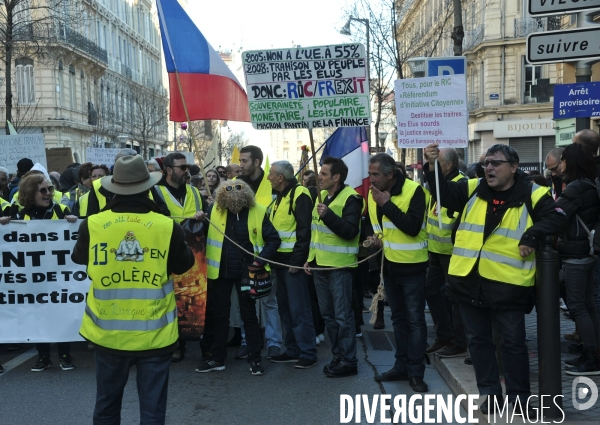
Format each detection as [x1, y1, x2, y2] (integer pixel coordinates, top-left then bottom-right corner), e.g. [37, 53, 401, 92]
[575, 178, 600, 255]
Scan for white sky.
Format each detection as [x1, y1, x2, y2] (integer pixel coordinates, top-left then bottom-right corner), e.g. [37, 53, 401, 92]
[187, 0, 351, 54]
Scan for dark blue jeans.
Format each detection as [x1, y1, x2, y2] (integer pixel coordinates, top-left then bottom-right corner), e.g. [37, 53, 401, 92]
[383, 268, 427, 378]
[313, 269, 357, 367]
[273, 268, 318, 361]
[93, 350, 172, 425]
[459, 302, 530, 403]
[565, 261, 600, 348]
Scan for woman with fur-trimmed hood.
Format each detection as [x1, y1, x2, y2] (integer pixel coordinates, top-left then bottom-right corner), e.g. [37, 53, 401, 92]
[195, 180, 280, 375]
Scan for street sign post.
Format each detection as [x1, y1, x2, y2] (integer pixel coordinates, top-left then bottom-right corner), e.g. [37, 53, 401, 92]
[529, 0, 600, 16]
[527, 27, 600, 64]
[427, 57, 466, 77]
[553, 81, 600, 119]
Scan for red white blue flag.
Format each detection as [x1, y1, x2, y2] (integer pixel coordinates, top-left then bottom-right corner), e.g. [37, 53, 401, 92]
[320, 127, 370, 199]
[156, 0, 250, 122]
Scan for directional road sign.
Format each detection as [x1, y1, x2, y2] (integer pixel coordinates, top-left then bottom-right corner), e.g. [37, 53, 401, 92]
[529, 0, 600, 16]
[527, 27, 600, 64]
[427, 57, 466, 76]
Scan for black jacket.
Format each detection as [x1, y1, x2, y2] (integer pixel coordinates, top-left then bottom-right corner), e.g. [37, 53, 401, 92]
[71, 195, 195, 357]
[205, 204, 281, 280]
[424, 162, 568, 310]
[555, 178, 600, 258]
[270, 181, 312, 268]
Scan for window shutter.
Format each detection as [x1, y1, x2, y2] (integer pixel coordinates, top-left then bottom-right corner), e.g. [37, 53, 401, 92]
[509, 138, 539, 162]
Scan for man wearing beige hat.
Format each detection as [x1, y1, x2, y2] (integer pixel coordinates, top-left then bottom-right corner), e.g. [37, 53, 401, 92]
[72, 155, 195, 424]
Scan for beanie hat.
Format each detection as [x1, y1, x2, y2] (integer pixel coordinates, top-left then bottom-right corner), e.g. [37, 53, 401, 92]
[17, 158, 34, 174]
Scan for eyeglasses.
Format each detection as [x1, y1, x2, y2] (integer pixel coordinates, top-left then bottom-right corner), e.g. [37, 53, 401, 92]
[547, 162, 561, 172]
[225, 184, 242, 191]
[483, 159, 510, 168]
[171, 164, 190, 172]
[39, 186, 54, 195]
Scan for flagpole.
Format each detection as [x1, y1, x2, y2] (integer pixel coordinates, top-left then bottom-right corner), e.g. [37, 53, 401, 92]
[307, 123, 323, 204]
[157, 0, 213, 198]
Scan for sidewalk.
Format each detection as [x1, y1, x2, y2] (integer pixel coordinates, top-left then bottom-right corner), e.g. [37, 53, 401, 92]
[431, 306, 600, 423]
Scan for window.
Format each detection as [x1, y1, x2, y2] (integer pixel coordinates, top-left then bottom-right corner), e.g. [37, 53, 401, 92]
[16, 58, 35, 105]
[283, 148, 289, 160]
[81, 71, 86, 112]
[69, 65, 76, 110]
[57, 60, 64, 107]
[523, 57, 541, 101]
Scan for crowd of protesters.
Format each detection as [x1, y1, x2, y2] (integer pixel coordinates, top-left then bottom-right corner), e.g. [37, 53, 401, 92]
[2, 131, 600, 421]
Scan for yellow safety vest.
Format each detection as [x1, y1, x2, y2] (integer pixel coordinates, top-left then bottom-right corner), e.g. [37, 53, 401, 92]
[80, 210, 177, 351]
[77, 179, 106, 217]
[449, 179, 549, 287]
[270, 184, 310, 253]
[0, 197, 9, 212]
[206, 204, 268, 279]
[426, 173, 467, 255]
[368, 179, 429, 264]
[20, 202, 69, 220]
[153, 184, 203, 223]
[308, 186, 363, 268]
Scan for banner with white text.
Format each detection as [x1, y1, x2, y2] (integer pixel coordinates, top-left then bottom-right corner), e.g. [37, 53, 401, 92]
[0, 220, 87, 343]
[395, 75, 468, 148]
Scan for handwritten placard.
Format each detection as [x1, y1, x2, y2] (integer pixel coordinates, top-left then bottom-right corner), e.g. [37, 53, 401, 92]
[45, 148, 73, 173]
[242, 44, 371, 129]
[85, 148, 122, 165]
[395, 75, 468, 148]
[0, 134, 46, 173]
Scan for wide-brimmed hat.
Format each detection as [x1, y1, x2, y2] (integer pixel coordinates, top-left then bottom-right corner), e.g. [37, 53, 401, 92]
[101, 155, 162, 195]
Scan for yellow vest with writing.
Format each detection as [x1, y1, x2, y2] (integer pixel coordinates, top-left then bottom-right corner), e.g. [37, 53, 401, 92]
[308, 186, 363, 268]
[449, 179, 549, 287]
[206, 204, 268, 279]
[426, 173, 466, 255]
[80, 210, 177, 351]
[368, 179, 429, 264]
[270, 185, 310, 253]
[154, 184, 203, 223]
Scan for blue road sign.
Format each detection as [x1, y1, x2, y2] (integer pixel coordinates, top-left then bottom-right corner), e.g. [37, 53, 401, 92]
[427, 57, 466, 76]
[553, 82, 600, 120]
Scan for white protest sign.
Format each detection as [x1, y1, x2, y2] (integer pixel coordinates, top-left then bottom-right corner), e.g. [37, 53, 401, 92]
[0, 220, 87, 343]
[163, 151, 195, 165]
[395, 75, 468, 148]
[242, 44, 371, 129]
[0, 134, 47, 173]
[85, 147, 122, 165]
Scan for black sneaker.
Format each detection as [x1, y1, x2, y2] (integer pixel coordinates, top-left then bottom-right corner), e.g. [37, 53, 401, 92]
[59, 355, 75, 371]
[0, 364, 4, 374]
[436, 344, 468, 358]
[31, 356, 52, 372]
[323, 357, 341, 374]
[568, 343, 584, 354]
[295, 358, 317, 369]
[250, 361, 265, 375]
[375, 368, 408, 382]
[563, 354, 584, 367]
[356, 326, 362, 338]
[425, 339, 451, 354]
[325, 363, 358, 378]
[195, 360, 225, 373]
[409, 376, 428, 392]
[270, 353, 299, 363]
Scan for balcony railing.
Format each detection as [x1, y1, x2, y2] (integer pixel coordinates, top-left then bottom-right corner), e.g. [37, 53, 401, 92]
[14, 21, 108, 64]
[468, 93, 479, 111]
[514, 17, 561, 38]
[463, 26, 485, 52]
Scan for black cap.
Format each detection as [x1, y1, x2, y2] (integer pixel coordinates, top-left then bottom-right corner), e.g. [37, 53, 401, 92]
[17, 158, 34, 174]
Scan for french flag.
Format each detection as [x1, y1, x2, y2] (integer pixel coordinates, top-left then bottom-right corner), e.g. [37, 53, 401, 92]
[156, 0, 250, 122]
[320, 127, 370, 199]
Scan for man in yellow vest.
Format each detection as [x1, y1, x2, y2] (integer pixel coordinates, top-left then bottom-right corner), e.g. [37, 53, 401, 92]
[424, 143, 567, 413]
[196, 180, 280, 375]
[71, 155, 194, 424]
[153, 152, 204, 362]
[424, 148, 468, 358]
[266, 160, 317, 368]
[238, 145, 283, 359]
[305, 157, 363, 378]
[366, 154, 429, 393]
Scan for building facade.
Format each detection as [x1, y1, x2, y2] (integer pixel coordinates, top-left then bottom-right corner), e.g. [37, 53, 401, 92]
[3, 0, 168, 162]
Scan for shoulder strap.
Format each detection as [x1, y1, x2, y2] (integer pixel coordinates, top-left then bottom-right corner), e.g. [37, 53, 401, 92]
[288, 184, 298, 216]
[53, 203, 65, 219]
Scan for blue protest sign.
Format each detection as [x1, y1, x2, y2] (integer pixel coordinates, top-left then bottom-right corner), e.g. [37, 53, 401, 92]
[554, 82, 600, 119]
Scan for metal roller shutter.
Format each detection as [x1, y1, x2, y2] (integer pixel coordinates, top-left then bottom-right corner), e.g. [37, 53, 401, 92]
[509, 138, 539, 162]
[541, 136, 556, 161]
[468, 140, 481, 163]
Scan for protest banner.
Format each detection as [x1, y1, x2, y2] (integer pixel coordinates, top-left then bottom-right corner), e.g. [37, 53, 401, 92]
[0, 134, 47, 173]
[395, 74, 468, 148]
[46, 147, 73, 173]
[242, 44, 371, 129]
[162, 150, 195, 165]
[0, 220, 87, 343]
[85, 147, 122, 165]
[174, 222, 207, 339]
